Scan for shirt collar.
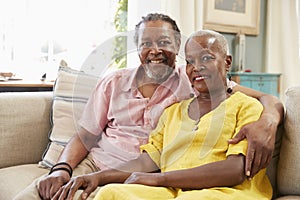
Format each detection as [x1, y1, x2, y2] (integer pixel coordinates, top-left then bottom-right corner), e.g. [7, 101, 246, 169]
[121, 66, 140, 92]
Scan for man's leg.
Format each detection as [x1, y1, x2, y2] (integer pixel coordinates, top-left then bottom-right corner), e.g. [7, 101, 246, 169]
[72, 154, 101, 200]
[14, 153, 99, 200]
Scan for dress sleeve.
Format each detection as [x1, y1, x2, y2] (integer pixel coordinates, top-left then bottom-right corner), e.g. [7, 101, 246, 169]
[226, 94, 263, 157]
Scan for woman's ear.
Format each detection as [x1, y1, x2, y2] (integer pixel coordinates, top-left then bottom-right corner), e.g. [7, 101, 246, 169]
[225, 55, 232, 71]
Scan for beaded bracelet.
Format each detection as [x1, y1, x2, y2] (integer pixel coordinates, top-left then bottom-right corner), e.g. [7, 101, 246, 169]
[48, 162, 73, 177]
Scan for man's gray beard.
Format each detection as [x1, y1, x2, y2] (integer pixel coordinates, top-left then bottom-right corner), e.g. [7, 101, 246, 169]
[144, 64, 174, 83]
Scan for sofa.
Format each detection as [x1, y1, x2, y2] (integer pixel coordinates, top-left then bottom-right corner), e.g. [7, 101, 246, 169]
[0, 84, 300, 199]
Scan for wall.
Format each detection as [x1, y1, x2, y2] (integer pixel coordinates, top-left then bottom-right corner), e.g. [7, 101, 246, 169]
[223, 0, 266, 73]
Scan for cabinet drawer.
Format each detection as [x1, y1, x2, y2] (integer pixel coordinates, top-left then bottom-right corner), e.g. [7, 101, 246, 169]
[230, 72, 281, 97]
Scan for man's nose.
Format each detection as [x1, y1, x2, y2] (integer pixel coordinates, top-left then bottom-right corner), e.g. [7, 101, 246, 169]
[149, 43, 162, 54]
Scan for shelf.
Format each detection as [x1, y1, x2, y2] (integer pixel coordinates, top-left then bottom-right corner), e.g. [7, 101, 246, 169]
[0, 80, 54, 92]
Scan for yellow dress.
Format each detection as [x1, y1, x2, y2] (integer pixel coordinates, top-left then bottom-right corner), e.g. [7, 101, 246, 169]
[94, 92, 272, 200]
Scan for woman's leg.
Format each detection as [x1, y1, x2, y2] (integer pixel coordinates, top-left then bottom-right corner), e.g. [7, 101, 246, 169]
[94, 183, 177, 200]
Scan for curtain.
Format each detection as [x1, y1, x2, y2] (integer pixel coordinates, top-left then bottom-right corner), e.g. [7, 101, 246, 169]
[265, 0, 300, 100]
[161, 0, 203, 36]
[160, 0, 203, 64]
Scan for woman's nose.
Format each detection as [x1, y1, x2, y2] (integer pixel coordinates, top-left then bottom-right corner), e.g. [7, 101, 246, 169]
[193, 65, 206, 71]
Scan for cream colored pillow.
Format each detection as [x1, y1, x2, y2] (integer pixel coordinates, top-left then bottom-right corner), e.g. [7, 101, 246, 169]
[277, 86, 300, 195]
[39, 65, 99, 168]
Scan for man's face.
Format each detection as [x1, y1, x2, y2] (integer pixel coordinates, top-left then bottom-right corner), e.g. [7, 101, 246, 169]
[137, 20, 180, 82]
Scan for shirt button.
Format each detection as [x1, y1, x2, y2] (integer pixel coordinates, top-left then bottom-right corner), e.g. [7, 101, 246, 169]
[145, 119, 151, 126]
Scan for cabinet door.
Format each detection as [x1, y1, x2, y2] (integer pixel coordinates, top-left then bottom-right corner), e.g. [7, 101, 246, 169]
[250, 80, 274, 94]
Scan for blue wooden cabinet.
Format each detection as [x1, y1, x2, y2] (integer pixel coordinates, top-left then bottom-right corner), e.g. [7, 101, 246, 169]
[230, 72, 281, 98]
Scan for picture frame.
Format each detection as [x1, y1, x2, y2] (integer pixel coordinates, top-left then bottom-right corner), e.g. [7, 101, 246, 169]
[203, 0, 260, 35]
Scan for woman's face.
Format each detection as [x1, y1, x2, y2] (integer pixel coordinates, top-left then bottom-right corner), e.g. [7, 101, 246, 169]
[137, 20, 180, 82]
[185, 35, 231, 94]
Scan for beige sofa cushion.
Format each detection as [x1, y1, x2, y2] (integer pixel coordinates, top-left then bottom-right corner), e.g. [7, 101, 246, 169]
[0, 92, 52, 168]
[276, 196, 300, 200]
[277, 86, 300, 195]
[267, 123, 284, 198]
[39, 66, 98, 168]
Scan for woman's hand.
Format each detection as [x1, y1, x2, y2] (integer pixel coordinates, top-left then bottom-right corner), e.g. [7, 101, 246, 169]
[228, 115, 277, 178]
[51, 173, 100, 200]
[38, 171, 70, 200]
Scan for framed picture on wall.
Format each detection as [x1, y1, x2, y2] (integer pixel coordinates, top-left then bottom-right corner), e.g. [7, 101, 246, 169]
[203, 0, 260, 35]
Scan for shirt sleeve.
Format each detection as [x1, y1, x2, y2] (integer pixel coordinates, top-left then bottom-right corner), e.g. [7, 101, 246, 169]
[140, 109, 169, 168]
[227, 78, 238, 88]
[226, 93, 263, 157]
[78, 76, 111, 136]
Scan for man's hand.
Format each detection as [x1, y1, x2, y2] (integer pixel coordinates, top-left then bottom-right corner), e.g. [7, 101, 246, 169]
[228, 116, 277, 178]
[51, 173, 99, 200]
[38, 171, 70, 200]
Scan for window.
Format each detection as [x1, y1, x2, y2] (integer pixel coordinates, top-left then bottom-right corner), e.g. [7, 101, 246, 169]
[0, 0, 121, 80]
[297, 0, 300, 58]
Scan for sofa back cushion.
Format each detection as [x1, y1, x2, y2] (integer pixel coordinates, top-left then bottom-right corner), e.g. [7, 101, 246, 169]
[38, 66, 99, 168]
[277, 86, 300, 195]
[0, 92, 52, 168]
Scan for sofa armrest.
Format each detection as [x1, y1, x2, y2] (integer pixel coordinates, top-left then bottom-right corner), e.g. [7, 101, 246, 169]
[0, 92, 53, 168]
[277, 86, 300, 196]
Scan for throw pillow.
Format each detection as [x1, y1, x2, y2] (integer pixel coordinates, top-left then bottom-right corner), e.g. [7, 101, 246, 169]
[39, 64, 99, 168]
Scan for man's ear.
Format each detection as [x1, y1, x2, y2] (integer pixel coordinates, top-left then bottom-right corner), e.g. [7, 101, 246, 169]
[225, 55, 232, 71]
[175, 38, 181, 55]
